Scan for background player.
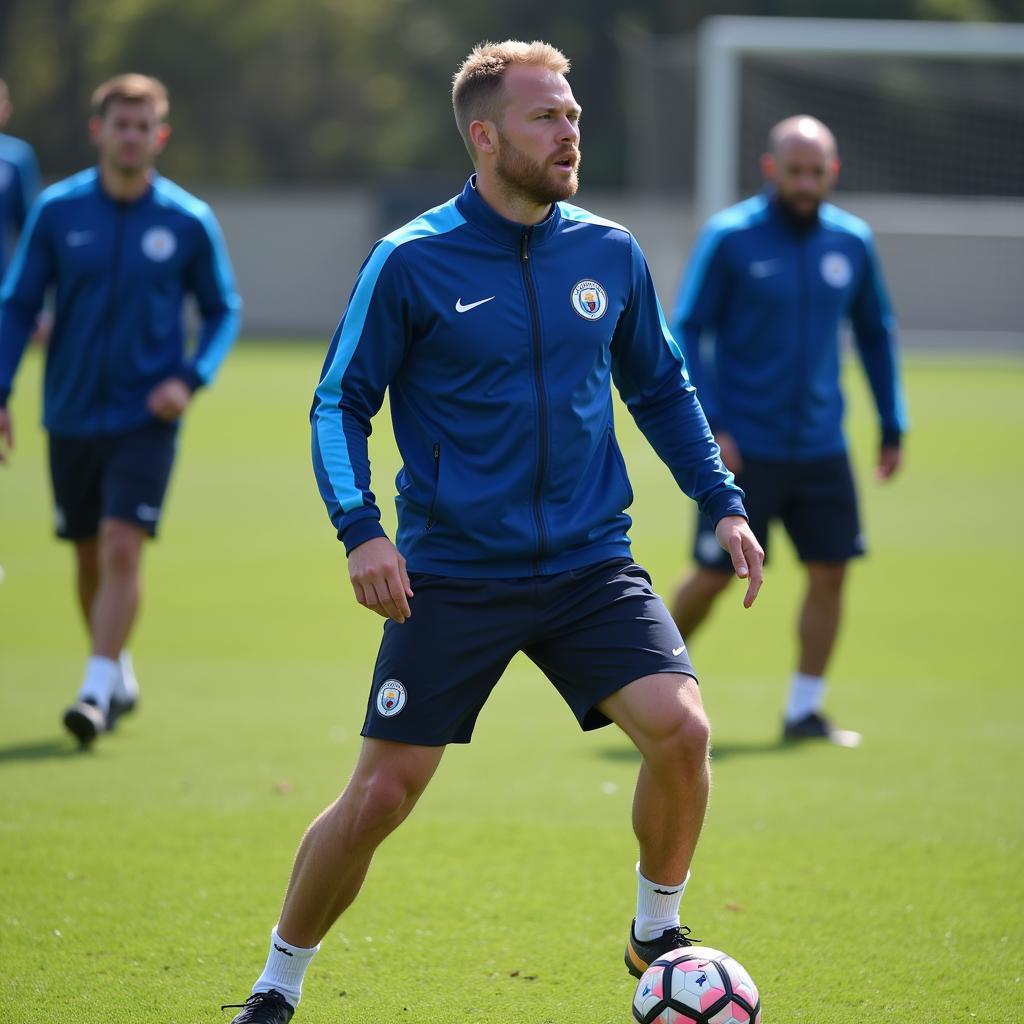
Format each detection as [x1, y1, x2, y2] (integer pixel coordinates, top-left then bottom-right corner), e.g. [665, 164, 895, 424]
[0, 73, 241, 745]
[0, 77, 40, 281]
[669, 115, 907, 745]
[223, 40, 762, 1024]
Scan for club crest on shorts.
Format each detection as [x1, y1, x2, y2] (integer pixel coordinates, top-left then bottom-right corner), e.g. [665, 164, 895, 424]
[375, 679, 407, 717]
[141, 226, 177, 262]
[571, 279, 608, 320]
[820, 251, 852, 288]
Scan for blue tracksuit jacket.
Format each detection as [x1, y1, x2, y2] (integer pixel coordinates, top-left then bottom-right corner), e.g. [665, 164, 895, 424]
[0, 168, 241, 434]
[670, 192, 907, 461]
[312, 176, 745, 578]
[0, 132, 40, 280]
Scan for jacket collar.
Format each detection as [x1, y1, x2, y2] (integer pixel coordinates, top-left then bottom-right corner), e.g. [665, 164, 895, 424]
[765, 186, 821, 235]
[455, 174, 563, 250]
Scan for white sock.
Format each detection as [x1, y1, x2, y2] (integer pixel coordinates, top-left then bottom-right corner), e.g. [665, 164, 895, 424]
[785, 672, 826, 723]
[112, 650, 140, 703]
[252, 926, 320, 1008]
[77, 656, 120, 714]
[635, 863, 690, 942]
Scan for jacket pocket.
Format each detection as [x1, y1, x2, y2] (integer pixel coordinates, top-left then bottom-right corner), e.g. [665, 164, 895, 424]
[425, 441, 440, 531]
[608, 427, 634, 508]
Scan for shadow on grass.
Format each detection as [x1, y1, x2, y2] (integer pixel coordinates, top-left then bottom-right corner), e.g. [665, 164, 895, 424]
[597, 738, 787, 763]
[0, 737, 89, 763]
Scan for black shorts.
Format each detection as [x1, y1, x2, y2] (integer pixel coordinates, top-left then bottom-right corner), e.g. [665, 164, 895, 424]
[48, 419, 179, 541]
[362, 558, 696, 746]
[694, 454, 865, 571]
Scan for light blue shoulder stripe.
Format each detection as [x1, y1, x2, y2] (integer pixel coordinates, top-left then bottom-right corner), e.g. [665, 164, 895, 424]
[0, 170, 94, 301]
[820, 204, 894, 321]
[313, 200, 466, 514]
[37, 168, 99, 206]
[819, 203, 872, 242]
[558, 203, 630, 234]
[152, 178, 242, 383]
[674, 194, 770, 326]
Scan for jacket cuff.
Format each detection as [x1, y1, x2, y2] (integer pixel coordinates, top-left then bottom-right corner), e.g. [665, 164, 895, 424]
[340, 517, 387, 555]
[179, 366, 205, 393]
[0, 388, 9, 409]
[881, 427, 903, 448]
[704, 489, 748, 529]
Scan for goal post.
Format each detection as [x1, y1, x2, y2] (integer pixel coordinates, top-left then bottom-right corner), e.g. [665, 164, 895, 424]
[695, 16, 1024, 223]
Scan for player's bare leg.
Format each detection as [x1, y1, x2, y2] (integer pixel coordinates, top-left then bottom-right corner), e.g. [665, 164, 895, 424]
[90, 517, 146, 658]
[798, 561, 846, 676]
[600, 673, 712, 976]
[73, 537, 100, 626]
[601, 672, 710, 884]
[670, 567, 732, 639]
[784, 560, 859, 746]
[228, 740, 445, 1015]
[63, 518, 146, 743]
[276, 738, 445, 948]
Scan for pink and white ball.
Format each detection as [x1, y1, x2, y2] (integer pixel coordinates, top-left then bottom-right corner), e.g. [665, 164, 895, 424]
[632, 946, 761, 1024]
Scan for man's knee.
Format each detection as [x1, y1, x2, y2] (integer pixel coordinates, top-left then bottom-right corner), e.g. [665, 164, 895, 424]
[340, 746, 440, 840]
[99, 520, 145, 575]
[807, 561, 846, 597]
[637, 692, 711, 774]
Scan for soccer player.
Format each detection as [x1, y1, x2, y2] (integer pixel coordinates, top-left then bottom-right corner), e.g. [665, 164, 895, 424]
[0, 78, 41, 281]
[223, 41, 763, 1024]
[669, 115, 907, 746]
[0, 74, 241, 745]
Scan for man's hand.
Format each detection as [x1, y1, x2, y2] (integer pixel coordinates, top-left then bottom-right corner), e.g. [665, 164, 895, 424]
[0, 407, 12, 464]
[348, 536, 414, 623]
[876, 444, 902, 481]
[146, 377, 192, 422]
[714, 431, 744, 475]
[715, 514, 764, 609]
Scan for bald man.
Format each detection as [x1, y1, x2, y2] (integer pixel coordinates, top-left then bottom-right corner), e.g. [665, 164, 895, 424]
[0, 79, 41, 282]
[669, 115, 907, 746]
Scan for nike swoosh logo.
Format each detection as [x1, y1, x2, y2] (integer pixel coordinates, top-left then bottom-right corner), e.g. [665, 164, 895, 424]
[672, 645, 686, 657]
[653, 887, 682, 895]
[66, 230, 95, 247]
[455, 296, 495, 313]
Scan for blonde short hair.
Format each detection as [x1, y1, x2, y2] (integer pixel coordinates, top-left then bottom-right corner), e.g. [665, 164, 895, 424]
[91, 74, 169, 120]
[452, 40, 570, 157]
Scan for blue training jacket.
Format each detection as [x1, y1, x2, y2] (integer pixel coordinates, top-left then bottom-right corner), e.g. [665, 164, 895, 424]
[0, 132, 40, 280]
[312, 176, 745, 579]
[670, 192, 907, 461]
[0, 167, 241, 435]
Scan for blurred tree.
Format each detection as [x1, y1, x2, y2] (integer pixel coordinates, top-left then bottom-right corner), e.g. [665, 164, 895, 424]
[0, 0, 1020, 187]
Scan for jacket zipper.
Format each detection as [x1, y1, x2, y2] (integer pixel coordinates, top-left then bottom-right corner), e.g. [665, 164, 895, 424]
[98, 203, 128, 433]
[520, 227, 548, 574]
[425, 441, 440, 531]
[792, 235, 809, 457]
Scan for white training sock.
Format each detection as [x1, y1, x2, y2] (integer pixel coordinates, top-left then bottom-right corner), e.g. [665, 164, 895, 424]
[635, 863, 691, 942]
[77, 656, 120, 714]
[785, 672, 826, 723]
[252, 925, 320, 1008]
[112, 650, 140, 703]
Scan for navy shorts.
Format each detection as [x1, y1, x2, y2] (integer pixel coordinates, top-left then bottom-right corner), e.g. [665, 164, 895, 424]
[48, 419, 179, 541]
[362, 558, 696, 746]
[694, 453, 865, 571]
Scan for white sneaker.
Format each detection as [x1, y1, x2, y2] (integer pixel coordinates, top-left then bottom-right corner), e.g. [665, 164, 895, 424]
[107, 651, 140, 730]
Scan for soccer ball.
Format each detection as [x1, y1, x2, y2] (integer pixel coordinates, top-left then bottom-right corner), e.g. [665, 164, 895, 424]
[632, 946, 761, 1024]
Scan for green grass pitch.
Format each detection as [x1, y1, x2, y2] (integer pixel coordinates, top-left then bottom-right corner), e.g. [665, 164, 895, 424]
[1, 343, 1021, 1023]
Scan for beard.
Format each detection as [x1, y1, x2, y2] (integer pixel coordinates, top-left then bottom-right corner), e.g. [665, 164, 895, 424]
[495, 131, 580, 207]
[775, 190, 822, 230]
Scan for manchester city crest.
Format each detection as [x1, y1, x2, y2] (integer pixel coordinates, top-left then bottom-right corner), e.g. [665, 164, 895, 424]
[571, 279, 608, 321]
[820, 251, 852, 288]
[141, 226, 177, 262]
[375, 679, 407, 717]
